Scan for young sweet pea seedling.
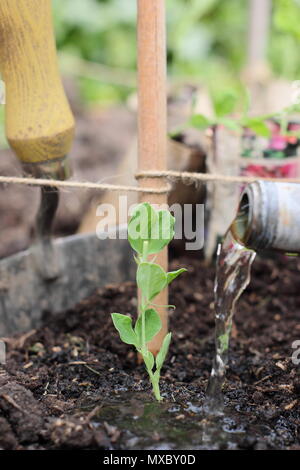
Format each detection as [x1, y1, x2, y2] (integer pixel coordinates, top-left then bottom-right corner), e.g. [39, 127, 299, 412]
[111, 203, 187, 401]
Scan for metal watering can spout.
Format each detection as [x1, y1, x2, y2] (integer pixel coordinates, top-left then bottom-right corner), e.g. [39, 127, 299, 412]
[231, 181, 300, 254]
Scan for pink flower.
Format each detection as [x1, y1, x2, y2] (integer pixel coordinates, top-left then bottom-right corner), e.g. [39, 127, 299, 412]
[269, 136, 286, 151]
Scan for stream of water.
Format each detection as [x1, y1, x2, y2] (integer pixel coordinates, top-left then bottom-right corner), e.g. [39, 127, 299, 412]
[205, 230, 256, 414]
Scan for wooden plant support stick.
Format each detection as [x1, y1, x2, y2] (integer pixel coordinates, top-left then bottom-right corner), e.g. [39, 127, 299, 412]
[137, 0, 168, 356]
[248, 0, 271, 71]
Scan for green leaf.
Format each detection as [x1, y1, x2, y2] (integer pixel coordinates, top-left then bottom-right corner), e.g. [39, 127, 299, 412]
[135, 308, 162, 344]
[167, 268, 187, 285]
[243, 118, 271, 138]
[214, 92, 238, 118]
[189, 114, 211, 130]
[137, 262, 167, 301]
[111, 313, 139, 347]
[156, 333, 172, 371]
[149, 210, 175, 254]
[128, 203, 175, 256]
[142, 350, 155, 373]
[128, 203, 157, 255]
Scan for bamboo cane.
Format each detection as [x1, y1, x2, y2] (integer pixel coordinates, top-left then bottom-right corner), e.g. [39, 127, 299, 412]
[137, 0, 168, 356]
[248, 0, 271, 68]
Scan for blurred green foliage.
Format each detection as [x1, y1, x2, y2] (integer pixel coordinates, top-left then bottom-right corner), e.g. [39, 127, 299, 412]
[1, 0, 300, 105]
[1, 0, 300, 148]
[53, 0, 246, 103]
[52, 0, 300, 104]
[53, 0, 247, 73]
[272, 0, 300, 77]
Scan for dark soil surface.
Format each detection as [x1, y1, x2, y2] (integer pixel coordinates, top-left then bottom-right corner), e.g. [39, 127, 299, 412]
[1, 254, 300, 450]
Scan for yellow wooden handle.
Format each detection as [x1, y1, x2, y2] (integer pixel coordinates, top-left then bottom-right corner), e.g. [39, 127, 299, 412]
[0, 0, 75, 164]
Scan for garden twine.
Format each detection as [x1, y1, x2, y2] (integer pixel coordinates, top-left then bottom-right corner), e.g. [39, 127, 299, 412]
[1, 171, 300, 194]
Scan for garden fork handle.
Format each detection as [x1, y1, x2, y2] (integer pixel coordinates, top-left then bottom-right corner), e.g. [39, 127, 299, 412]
[0, 0, 75, 280]
[0, 0, 75, 169]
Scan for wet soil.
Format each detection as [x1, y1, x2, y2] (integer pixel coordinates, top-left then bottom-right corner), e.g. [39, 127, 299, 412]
[0, 254, 300, 450]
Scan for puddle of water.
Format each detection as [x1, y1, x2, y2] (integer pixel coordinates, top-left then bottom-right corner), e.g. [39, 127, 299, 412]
[79, 392, 249, 450]
[82, 392, 202, 450]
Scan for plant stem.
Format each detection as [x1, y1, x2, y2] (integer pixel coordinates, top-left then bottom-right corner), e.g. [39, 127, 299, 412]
[140, 240, 149, 353]
[141, 298, 147, 353]
[139, 240, 163, 401]
[149, 373, 162, 401]
[142, 240, 149, 263]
